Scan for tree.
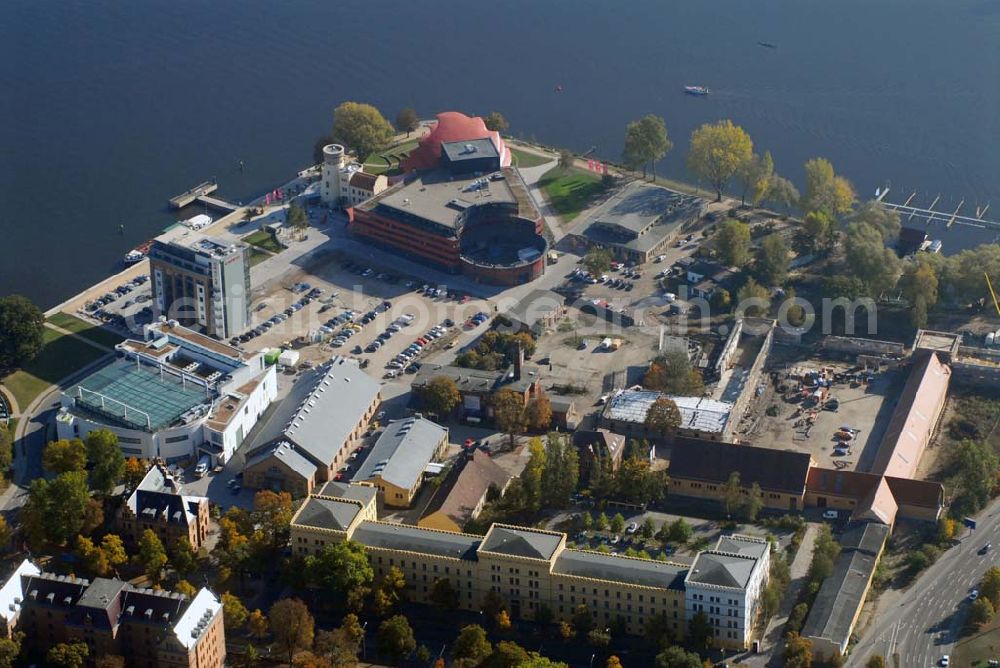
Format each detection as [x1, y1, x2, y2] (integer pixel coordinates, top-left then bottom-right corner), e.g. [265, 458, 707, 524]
[644, 397, 682, 437]
[378, 615, 416, 666]
[766, 175, 800, 209]
[247, 608, 269, 641]
[76, 536, 109, 577]
[641, 517, 656, 540]
[452, 624, 492, 666]
[175, 580, 198, 598]
[665, 517, 693, 544]
[0, 295, 44, 374]
[136, 529, 168, 582]
[170, 536, 197, 576]
[253, 490, 294, 549]
[687, 120, 753, 201]
[558, 620, 575, 641]
[722, 472, 743, 517]
[304, 541, 374, 593]
[849, 200, 901, 242]
[571, 604, 593, 636]
[395, 108, 419, 136]
[755, 234, 790, 287]
[558, 149, 575, 172]
[736, 277, 771, 317]
[784, 632, 813, 668]
[865, 656, 887, 668]
[898, 256, 939, 320]
[802, 158, 855, 216]
[787, 602, 809, 633]
[84, 429, 125, 495]
[484, 111, 509, 133]
[950, 439, 998, 516]
[0, 631, 21, 668]
[431, 577, 460, 611]
[595, 512, 609, 531]
[655, 646, 702, 668]
[525, 396, 553, 431]
[46, 642, 89, 668]
[737, 151, 774, 206]
[495, 608, 512, 632]
[483, 640, 531, 668]
[286, 203, 308, 234]
[0, 516, 10, 554]
[715, 220, 751, 267]
[123, 457, 147, 490]
[492, 389, 527, 446]
[800, 210, 835, 254]
[979, 567, 1000, 608]
[622, 114, 672, 180]
[94, 656, 125, 668]
[331, 101, 394, 160]
[540, 435, 579, 509]
[610, 513, 626, 534]
[417, 376, 462, 418]
[606, 656, 624, 668]
[0, 425, 11, 478]
[43, 438, 87, 474]
[22, 470, 90, 546]
[688, 611, 713, 650]
[584, 247, 614, 276]
[373, 566, 407, 616]
[965, 596, 991, 629]
[643, 349, 703, 396]
[271, 598, 315, 665]
[587, 628, 611, 648]
[222, 592, 249, 631]
[741, 482, 764, 521]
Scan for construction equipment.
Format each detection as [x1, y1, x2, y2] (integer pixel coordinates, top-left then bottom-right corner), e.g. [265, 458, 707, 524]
[986, 273, 1000, 317]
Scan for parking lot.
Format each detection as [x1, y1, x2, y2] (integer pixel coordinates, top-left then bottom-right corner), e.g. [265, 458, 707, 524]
[78, 273, 154, 334]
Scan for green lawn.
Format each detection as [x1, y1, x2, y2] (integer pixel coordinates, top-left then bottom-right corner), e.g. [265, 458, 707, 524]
[363, 138, 419, 175]
[953, 615, 1000, 667]
[243, 229, 286, 254]
[248, 247, 272, 267]
[510, 148, 553, 168]
[1, 328, 109, 409]
[47, 313, 125, 349]
[538, 166, 606, 222]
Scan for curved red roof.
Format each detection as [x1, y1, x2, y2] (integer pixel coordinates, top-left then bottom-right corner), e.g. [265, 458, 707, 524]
[403, 111, 510, 172]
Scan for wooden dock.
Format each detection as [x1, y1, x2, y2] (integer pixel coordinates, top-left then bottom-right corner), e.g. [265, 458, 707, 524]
[194, 194, 239, 213]
[876, 186, 998, 231]
[168, 181, 218, 209]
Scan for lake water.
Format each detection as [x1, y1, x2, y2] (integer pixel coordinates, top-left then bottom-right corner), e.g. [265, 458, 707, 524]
[2, 0, 999, 308]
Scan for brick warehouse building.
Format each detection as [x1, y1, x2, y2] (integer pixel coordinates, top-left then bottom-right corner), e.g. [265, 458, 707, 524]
[349, 115, 547, 286]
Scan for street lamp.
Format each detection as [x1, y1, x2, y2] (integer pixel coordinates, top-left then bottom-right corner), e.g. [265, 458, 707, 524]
[361, 621, 368, 658]
[590, 653, 596, 668]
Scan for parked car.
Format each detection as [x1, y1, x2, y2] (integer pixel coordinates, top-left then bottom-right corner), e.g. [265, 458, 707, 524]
[822, 510, 839, 520]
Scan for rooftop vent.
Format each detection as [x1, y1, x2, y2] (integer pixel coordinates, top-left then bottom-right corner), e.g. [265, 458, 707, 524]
[145, 608, 153, 619]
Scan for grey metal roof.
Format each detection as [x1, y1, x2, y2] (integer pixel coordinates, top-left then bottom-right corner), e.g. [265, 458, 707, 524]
[314, 481, 378, 506]
[604, 390, 732, 434]
[247, 356, 379, 467]
[351, 521, 481, 560]
[374, 169, 520, 231]
[479, 525, 563, 561]
[553, 549, 687, 591]
[352, 417, 447, 491]
[588, 182, 693, 235]
[245, 441, 318, 481]
[685, 552, 757, 589]
[713, 535, 770, 561]
[500, 289, 563, 328]
[294, 497, 361, 532]
[441, 138, 500, 162]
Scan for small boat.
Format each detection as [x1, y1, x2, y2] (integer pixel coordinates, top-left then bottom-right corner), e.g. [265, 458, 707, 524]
[124, 240, 154, 264]
[554, 84, 564, 92]
[758, 41, 777, 49]
[684, 86, 709, 96]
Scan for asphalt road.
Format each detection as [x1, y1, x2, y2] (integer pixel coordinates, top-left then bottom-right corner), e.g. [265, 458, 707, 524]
[851, 496, 1000, 667]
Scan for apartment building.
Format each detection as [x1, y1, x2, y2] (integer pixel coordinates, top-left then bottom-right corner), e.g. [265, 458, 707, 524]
[117, 463, 211, 550]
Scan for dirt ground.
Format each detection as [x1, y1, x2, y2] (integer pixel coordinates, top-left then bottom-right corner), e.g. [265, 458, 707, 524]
[746, 359, 903, 473]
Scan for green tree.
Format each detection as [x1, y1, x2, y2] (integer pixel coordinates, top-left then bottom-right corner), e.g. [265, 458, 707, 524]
[898, 257, 939, 326]
[170, 536, 198, 576]
[252, 489, 294, 549]
[331, 101, 394, 160]
[665, 517, 693, 544]
[740, 482, 764, 521]
[865, 656, 887, 668]
[270, 598, 315, 666]
[373, 565, 407, 616]
[610, 513, 626, 534]
[136, 529, 168, 582]
[950, 439, 999, 516]
[0, 295, 44, 374]
[558, 148, 575, 172]
[417, 376, 462, 418]
[967, 597, 994, 629]
[304, 540, 374, 593]
[247, 608, 269, 641]
[802, 157, 855, 216]
[800, 210, 836, 254]
[722, 471, 743, 517]
[521, 437, 547, 511]
[571, 604, 594, 636]
[0, 425, 13, 477]
[378, 615, 417, 666]
[584, 247, 614, 276]
[654, 646, 702, 668]
[755, 234, 790, 287]
[765, 175, 800, 209]
[222, 591, 249, 631]
[76, 536, 109, 577]
[45, 642, 89, 668]
[587, 628, 611, 648]
[84, 429, 125, 495]
[22, 470, 90, 546]
[784, 632, 813, 668]
[431, 577, 460, 611]
[43, 438, 87, 474]
[687, 120, 754, 201]
[484, 111, 509, 133]
[644, 397, 682, 437]
[979, 567, 1000, 608]
[452, 624, 492, 666]
[395, 108, 420, 136]
[622, 114, 672, 180]
[0, 632, 22, 668]
[736, 278, 771, 316]
[286, 203, 308, 233]
[540, 434, 579, 509]
[687, 610, 713, 650]
[595, 512, 609, 531]
[175, 580, 198, 598]
[715, 219, 752, 267]
[849, 200, 901, 242]
[643, 349, 704, 395]
[492, 389, 527, 447]
[641, 517, 656, 540]
[787, 602, 810, 633]
[737, 151, 774, 207]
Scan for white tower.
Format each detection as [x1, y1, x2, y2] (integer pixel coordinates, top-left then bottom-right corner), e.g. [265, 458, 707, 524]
[320, 144, 346, 205]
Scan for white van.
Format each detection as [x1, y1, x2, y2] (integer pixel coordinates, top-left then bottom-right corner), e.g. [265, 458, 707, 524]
[194, 455, 210, 478]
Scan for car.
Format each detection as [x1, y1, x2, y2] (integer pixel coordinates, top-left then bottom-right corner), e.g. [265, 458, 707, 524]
[384, 370, 398, 379]
[361, 268, 373, 277]
[980, 543, 992, 555]
[664, 292, 677, 302]
[833, 448, 848, 457]
[352, 345, 363, 355]
[443, 318, 455, 327]
[940, 656, 949, 667]
[822, 510, 839, 520]
[610, 535, 620, 545]
[970, 589, 980, 601]
[350, 451, 359, 460]
[655, 254, 666, 263]
[626, 522, 638, 534]
[230, 484, 242, 494]
[226, 478, 239, 488]
[577, 340, 588, 350]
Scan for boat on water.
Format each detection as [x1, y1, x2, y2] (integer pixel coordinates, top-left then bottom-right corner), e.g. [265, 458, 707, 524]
[123, 240, 153, 265]
[758, 41, 777, 49]
[684, 86, 709, 96]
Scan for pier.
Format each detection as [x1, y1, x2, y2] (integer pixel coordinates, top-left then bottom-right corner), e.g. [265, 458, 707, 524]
[168, 181, 218, 209]
[194, 194, 239, 213]
[875, 186, 999, 231]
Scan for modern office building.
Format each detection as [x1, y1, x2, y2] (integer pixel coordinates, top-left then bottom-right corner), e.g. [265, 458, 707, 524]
[56, 321, 276, 464]
[149, 228, 251, 340]
[0, 559, 225, 667]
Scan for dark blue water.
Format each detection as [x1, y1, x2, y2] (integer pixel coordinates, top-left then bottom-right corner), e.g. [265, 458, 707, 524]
[2, 0, 999, 308]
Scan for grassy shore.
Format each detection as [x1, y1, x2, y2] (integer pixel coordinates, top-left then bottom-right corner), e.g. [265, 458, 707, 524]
[364, 138, 419, 175]
[243, 229, 286, 254]
[47, 313, 125, 349]
[510, 148, 552, 168]
[1, 328, 108, 409]
[538, 165, 605, 222]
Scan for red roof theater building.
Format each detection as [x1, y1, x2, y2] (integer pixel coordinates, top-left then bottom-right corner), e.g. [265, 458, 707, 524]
[348, 112, 547, 286]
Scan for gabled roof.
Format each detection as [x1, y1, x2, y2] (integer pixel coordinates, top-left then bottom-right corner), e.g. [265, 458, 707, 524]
[685, 552, 757, 589]
[422, 450, 512, 529]
[883, 476, 944, 509]
[171, 588, 221, 650]
[553, 549, 687, 591]
[852, 477, 898, 526]
[668, 438, 812, 494]
[351, 521, 481, 560]
[479, 524, 563, 561]
[126, 464, 207, 527]
[349, 171, 380, 191]
[314, 481, 378, 506]
[293, 496, 361, 532]
[352, 417, 447, 491]
[244, 440, 318, 482]
[0, 559, 40, 625]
